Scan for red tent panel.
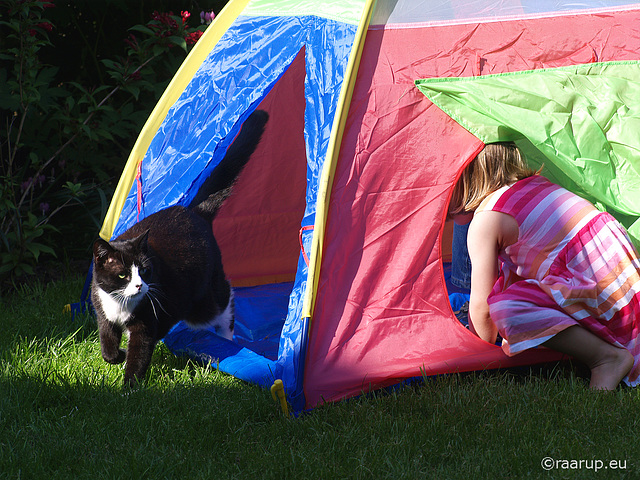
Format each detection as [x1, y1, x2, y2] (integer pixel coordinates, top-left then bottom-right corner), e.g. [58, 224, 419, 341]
[213, 50, 308, 287]
[304, 8, 640, 407]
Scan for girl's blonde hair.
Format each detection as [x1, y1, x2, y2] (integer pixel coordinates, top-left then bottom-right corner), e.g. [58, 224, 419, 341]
[448, 142, 540, 216]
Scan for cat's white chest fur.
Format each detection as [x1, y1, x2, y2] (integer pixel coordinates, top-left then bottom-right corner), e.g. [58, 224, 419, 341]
[97, 265, 148, 324]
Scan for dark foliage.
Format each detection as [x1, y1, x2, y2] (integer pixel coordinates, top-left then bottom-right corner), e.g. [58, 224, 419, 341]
[0, 0, 227, 292]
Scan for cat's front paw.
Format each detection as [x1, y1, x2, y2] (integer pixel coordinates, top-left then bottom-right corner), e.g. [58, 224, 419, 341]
[103, 348, 126, 364]
[123, 375, 141, 389]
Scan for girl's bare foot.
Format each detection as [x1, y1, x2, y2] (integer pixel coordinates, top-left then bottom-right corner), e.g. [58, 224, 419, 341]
[589, 346, 634, 391]
[542, 325, 634, 391]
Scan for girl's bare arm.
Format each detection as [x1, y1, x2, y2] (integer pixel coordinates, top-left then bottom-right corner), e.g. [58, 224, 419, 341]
[467, 211, 518, 343]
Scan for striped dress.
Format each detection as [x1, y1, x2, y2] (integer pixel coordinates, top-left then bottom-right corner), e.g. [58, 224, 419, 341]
[477, 175, 640, 386]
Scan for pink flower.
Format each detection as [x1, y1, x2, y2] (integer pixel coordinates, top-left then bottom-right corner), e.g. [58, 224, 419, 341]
[200, 11, 215, 24]
[21, 178, 33, 192]
[181, 10, 190, 24]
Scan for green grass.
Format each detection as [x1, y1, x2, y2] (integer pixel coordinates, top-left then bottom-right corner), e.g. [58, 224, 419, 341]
[2, 276, 640, 479]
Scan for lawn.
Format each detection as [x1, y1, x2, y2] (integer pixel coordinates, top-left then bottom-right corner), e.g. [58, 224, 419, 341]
[1, 275, 639, 479]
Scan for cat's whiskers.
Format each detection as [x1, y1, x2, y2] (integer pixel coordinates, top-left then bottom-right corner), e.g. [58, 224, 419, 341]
[112, 289, 128, 309]
[145, 290, 162, 319]
[113, 286, 146, 313]
[145, 284, 169, 320]
[146, 293, 160, 320]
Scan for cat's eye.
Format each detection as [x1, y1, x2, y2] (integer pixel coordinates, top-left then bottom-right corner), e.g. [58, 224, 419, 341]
[118, 273, 126, 279]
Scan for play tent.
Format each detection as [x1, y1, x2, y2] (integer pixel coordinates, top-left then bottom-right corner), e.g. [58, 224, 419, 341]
[93, 0, 640, 412]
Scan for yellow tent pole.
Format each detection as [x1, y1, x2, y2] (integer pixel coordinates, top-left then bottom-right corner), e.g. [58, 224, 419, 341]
[300, 0, 376, 322]
[99, 0, 251, 240]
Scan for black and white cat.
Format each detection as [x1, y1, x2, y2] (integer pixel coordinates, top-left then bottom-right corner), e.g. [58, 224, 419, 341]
[91, 110, 268, 387]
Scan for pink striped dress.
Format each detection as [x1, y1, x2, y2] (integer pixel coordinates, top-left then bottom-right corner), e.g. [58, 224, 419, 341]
[477, 175, 640, 386]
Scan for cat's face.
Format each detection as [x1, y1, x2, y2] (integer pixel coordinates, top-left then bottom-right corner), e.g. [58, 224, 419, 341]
[92, 235, 153, 303]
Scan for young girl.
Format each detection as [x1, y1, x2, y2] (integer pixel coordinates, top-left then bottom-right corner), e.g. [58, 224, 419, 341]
[449, 143, 640, 390]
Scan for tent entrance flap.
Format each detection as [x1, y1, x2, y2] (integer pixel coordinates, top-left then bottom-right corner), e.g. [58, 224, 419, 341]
[163, 48, 310, 381]
[213, 48, 308, 288]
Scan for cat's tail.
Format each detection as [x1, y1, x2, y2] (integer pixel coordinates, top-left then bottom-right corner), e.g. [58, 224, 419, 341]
[190, 109, 269, 223]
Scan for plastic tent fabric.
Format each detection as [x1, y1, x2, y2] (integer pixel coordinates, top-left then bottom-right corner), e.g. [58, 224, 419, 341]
[93, 0, 640, 412]
[416, 62, 640, 248]
[100, 0, 371, 409]
[302, 2, 640, 407]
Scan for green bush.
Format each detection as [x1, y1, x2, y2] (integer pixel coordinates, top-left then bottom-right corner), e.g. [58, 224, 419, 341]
[0, 0, 223, 289]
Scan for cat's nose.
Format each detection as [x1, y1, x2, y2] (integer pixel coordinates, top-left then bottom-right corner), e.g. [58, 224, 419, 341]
[135, 283, 143, 291]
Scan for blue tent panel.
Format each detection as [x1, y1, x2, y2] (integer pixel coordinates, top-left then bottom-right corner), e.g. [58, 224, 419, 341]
[163, 327, 276, 388]
[162, 282, 295, 387]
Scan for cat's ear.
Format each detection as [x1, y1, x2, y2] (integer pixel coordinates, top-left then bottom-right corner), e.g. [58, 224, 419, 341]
[134, 229, 151, 253]
[93, 239, 113, 264]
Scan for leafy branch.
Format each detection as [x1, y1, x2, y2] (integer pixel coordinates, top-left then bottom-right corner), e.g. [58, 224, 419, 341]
[0, 1, 212, 286]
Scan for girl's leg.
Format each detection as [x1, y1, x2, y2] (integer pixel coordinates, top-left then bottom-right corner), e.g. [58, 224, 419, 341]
[543, 325, 633, 390]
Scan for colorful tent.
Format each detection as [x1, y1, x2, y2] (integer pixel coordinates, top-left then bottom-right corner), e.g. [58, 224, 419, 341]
[95, 0, 640, 411]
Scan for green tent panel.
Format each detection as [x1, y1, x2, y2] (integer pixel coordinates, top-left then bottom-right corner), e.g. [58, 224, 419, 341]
[416, 61, 640, 248]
